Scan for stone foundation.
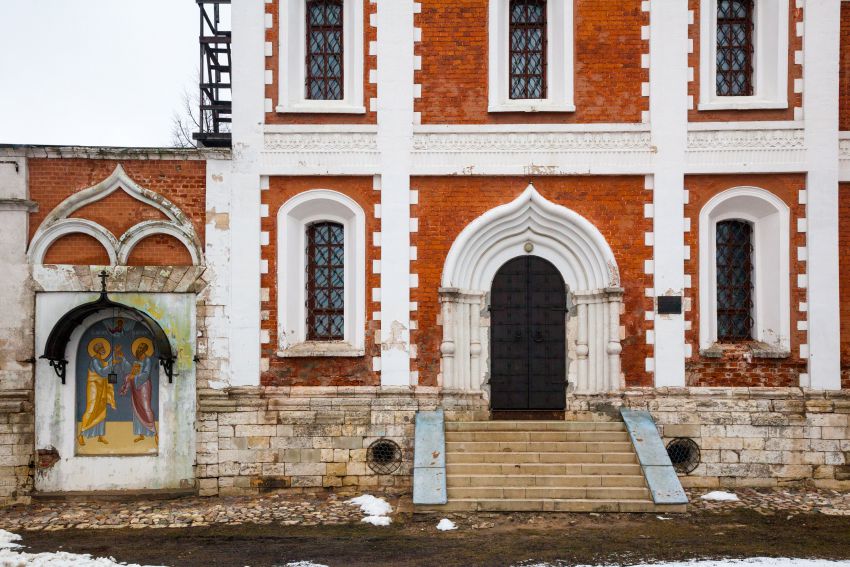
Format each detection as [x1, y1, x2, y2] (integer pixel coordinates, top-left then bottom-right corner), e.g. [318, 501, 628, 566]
[0, 390, 34, 506]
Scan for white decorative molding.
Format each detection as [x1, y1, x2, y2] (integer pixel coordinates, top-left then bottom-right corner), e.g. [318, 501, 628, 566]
[262, 130, 379, 174]
[27, 165, 203, 266]
[838, 135, 850, 181]
[439, 185, 623, 397]
[687, 125, 806, 172]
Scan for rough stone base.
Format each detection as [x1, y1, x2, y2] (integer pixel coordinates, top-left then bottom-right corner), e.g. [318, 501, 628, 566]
[0, 389, 34, 507]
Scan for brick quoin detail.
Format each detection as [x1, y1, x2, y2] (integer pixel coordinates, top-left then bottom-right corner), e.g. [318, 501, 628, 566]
[27, 159, 206, 266]
[414, 0, 648, 124]
[410, 176, 653, 388]
[261, 177, 380, 386]
[840, 2, 850, 131]
[265, 0, 377, 125]
[839, 184, 850, 389]
[684, 174, 807, 387]
[688, 0, 803, 122]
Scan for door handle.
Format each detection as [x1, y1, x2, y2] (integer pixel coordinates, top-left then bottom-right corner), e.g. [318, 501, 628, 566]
[533, 330, 544, 343]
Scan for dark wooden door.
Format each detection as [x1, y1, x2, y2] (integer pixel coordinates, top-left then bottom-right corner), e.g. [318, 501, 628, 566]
[490, 256, 567, 411]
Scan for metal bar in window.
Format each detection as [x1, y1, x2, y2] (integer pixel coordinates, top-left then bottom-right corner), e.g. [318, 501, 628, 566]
[306, 0, 344, 101]
[716, 220, 754, 341]
[509, 0, 547, 100]
[306, 222, 345, 341]
[715, 0, 754, 97]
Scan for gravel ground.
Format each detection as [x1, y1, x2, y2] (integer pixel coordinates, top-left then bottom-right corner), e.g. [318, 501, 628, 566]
[1, 487, 850, 533]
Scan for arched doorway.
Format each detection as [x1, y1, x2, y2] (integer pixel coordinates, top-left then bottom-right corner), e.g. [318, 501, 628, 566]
[490, 256, 567, 412]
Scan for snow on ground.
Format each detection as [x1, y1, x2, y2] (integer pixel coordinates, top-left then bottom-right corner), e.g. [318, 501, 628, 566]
[700, 491, 741, 502]
[436, 518, 457, 531]
[346, 494, 392, 526]
[283, 562, 330, 567]
[514, 560, 850, 567]
[0, 529, 167, 567]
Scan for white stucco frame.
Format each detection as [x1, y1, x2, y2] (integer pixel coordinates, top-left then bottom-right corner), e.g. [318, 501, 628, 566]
[698, 0, 789, 111]
[276, 0, 365, 114]
[440, 184, 623, 397]
[34, 292, 196, 492]
[488, 0, 575, 113]
[698, 186, 791, 350]
[277, 189, 366, 356]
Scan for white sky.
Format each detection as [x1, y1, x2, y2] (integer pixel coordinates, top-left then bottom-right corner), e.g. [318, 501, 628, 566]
[0, 0, 198, 147]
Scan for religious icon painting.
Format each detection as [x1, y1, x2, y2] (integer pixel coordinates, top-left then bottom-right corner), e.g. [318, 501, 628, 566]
[75, 316, 159, 456]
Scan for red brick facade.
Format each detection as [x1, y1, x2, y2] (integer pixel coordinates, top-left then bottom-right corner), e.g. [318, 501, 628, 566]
[684, 174, 807, 387]
[687, 0, 803, 123]
[414, 0, 648, 124]
[410, 176, 653, 387]
[839, 184, 850, 389]
[264, 0, 377, 125]
[260, 176, 381, 386]
[840, 2, 850, 131]
[27, 159, 206, 266]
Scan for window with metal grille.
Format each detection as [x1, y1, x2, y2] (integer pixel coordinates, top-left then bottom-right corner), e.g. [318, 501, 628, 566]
[715, 0, 755, 96]
[306, 222, 345, 340]
[306, 0, 344, 101]
[509, 0, 547, 100]
[716, 219, 754, 341]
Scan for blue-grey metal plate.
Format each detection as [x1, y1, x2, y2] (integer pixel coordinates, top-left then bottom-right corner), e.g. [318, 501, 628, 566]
[413, 409, 447, 505]
[642, 465, 688, 504]
[621, 409, 673, 466]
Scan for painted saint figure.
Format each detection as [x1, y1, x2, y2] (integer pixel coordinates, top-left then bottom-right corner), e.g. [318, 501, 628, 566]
[119, 337, 158, 444]
[78, 337, 117, 445]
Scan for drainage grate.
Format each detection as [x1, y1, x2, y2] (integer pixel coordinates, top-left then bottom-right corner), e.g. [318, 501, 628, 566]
[666, 437, 701, 474]
[366, 438, 402, 475]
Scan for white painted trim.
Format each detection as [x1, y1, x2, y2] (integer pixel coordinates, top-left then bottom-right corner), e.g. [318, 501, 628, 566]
[487, 0, 574, 113]
[276, 189, 366, 355]
[27, 165, 203, 266]
[698, 0, 790, 111]
[276, 0, 365, 114]
[442, 184, 619, 292]
[698, 186, 791, 350]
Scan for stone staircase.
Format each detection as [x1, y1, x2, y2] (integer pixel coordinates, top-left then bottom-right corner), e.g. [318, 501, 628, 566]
[417, 418, 687, 513]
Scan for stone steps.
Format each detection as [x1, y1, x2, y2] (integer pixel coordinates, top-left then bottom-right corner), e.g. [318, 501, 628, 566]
[418, 419, 684, 513]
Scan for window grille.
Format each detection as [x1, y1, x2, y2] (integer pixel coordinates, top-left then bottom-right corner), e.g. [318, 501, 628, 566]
[509, 0, 547, 100]
[716, 220, 754, 341]
[306, 0, 344, 100]
[306, 222, 345, 340]
[715, 0, 754, 96]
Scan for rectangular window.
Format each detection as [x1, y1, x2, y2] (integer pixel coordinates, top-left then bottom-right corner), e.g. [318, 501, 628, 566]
[306, 222, 345, 340]
[715, 220, 754, 341]
[715, 0, 755, 97]
[306, 0, 344, 101]
[509, 0, 547, 100]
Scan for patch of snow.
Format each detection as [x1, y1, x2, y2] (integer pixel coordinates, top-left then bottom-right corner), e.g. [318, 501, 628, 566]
[700, 490, 740, 502]
[347, 494, 392, 516]
[284, 562, 330, 567]
[436, 518, 457, 531]
[361, 515, 392, 526]
[0, 529, 22, 549]
[0, 548, 167, 566]
[656, 516, 672, 521]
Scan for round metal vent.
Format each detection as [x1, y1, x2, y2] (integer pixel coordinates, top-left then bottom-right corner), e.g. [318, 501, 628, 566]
[666, 437, 701, 474]
[366, 438, 402, 475]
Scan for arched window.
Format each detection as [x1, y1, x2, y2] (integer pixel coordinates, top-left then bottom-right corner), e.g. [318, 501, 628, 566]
[699, 187, 790, 350]
[278, 190, 365, 357]
[306, 221, 345, 340]
[715, 219, 754, 340]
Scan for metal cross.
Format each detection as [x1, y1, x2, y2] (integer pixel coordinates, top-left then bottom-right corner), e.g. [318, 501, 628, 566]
[98, 270, 109, 293]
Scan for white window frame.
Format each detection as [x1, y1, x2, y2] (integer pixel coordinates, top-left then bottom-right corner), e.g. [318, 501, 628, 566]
[277, 190, 366, 357]
[698, 0, 789, 111]
[698, 187, 790, 351]
[488, 0, 575, 113]
[277, 0, 365, 114]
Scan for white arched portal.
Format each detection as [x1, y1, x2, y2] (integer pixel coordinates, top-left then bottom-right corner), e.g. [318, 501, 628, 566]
[439, 184, 624, 397]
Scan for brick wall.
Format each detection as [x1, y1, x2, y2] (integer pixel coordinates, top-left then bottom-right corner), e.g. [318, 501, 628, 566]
[687, 0, 803, 123]
[840, 184, 850, 389]
[841, 2, 850, 131]
[414, 0, 648, 124]
[684, 174, 808, 387]
[265, 0, 377, 125]
[28, 159, 206, 266]
[261, 177, 380, 387]
[410, 176, 653, 387]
